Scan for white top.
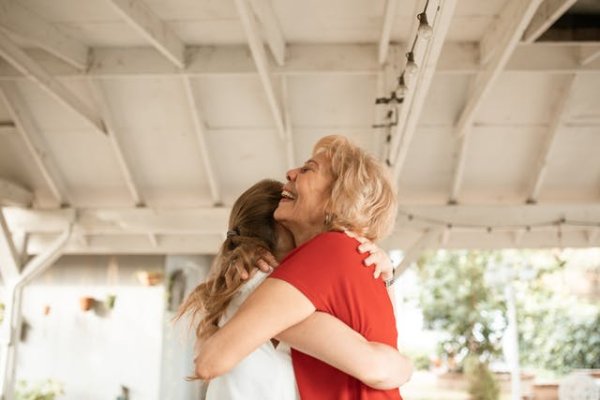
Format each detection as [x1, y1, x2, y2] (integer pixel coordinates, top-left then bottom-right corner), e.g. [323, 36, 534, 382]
[205, 271, 300, 400]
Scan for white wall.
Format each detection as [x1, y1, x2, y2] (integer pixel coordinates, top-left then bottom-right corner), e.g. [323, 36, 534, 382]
[159, 255, 212, 400]
[14, 255, 166, 400]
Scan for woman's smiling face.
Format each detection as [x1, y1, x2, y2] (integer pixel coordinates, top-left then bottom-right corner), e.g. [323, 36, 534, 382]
[274, 152, 333, 244]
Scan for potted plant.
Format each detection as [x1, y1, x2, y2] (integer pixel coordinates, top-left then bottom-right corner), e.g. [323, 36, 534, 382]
[79, 296, 95, 312]
[136, 270, 163, 286]
[15, 378, 64, 400]
[105, 294, 117, 310]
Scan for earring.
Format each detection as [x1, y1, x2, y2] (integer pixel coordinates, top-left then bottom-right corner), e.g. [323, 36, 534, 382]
[324, 213, 332, 226]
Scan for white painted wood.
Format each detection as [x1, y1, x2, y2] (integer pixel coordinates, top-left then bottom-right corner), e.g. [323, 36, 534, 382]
[395, 203, 600, 230]
[395, 228, 443, 276]
[580, 45, 600, 66]
[526, 74, 577, 203]
[378, 0, 399, 64]
[281, 76, 296, 169]
[0, 209, 20, 280]
[19, 225, 71, 284]
[0, 31, 106, 135]
[3, 207, 228, 235]
[105, 0, 185, 68]
[458, 0, 544, 138]
[4, 203, 600, 237]
[0, 0, 88, 69]
[147, 233, 158, 247]
[0, 178, 32, 207]
[233, 0, 286, 140]
[0, 225, 70, 400]
[0, 44, 598, 82]
[522, 0, 577, 43]
[450, 0, 543, 202]
[27, 234, 224, 255]
[88, 80, 144, 206]
[390, 0, 457, 181]
[587, 228, 599, 245]
[440, 227, 451, 246]
[248, 0, 286, 66]
[513, 228, 526, 246]
[181, 76, 222, 205]
[0, 82, 70, 206]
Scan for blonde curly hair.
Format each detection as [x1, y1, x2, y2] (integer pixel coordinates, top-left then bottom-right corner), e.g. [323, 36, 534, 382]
[315, 135, 398, 241]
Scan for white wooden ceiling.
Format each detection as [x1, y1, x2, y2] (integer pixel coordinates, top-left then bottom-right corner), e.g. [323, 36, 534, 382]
[0, 0, 599, 255]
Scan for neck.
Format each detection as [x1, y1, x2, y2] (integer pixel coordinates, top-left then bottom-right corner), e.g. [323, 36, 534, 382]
[290, 225, 325, 247]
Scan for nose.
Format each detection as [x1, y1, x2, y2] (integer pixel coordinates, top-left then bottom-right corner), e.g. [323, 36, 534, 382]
[286, 168, 298, 182]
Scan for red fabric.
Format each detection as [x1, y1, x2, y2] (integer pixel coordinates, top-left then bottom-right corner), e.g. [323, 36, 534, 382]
[270, 231, 402, 400]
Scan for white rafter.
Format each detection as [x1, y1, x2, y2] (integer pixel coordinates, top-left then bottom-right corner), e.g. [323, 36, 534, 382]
[0, 44, 598, 81]
[394, 228, 443, 276]
[0, 178, 32, 207]
[181, 76, 222, 205]
[248, 0, 286, 66]
[281, 76, 295, 169]
[0, 30, 106, 135]
[88, 81, 144, 206]
[378, 0, 400, 64]
[0, 82, 70, 206]
[526, 74, 577, 203]
[0, 0, 88, 70]
[105, 0, 185, 68]
[580, 45, 600, 66]
[587, 228, 599, 245]
[0, 208, 20, 280]
[233, 0, 286, 140]
[522, 0, 577, 43]
[449, 0, 543, 203]
[389, 0, 457, 181]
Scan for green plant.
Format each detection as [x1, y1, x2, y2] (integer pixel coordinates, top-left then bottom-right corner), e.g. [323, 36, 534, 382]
[416, 250, 507, 370]
[15, 379, 64, 400]
[516, 253, 600, 374]
[464, 355, 499, 400]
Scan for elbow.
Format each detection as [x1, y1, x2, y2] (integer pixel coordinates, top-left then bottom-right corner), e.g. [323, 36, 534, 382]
[194, 359, 216, 381]
[361, 355, 414, 389]
[193, 349, 230, 380]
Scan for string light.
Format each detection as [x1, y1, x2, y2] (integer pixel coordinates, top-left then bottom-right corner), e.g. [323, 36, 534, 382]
[417, 12, 433, 39]
[398, 209, 600, 232]
[405, 51, 418, 81]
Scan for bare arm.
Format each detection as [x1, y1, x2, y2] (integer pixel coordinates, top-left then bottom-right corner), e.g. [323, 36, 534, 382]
[193, 278, 315, 379]
[277, 312, 412, 389]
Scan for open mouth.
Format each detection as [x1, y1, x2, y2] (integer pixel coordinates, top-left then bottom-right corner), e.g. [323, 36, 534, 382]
[281, 190, 296, 201]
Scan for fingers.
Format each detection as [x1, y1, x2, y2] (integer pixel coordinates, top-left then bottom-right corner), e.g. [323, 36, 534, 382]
[256, 259, 273, 273]
[358, 241, 378, 254]
[261, 251, 279, 269]
[232, 260, 250, 280]
[344, 229, 368, 244]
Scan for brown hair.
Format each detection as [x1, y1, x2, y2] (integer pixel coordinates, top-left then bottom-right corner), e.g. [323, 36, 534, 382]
[314, 135, 397, 241]
[175, 179, 284, 339]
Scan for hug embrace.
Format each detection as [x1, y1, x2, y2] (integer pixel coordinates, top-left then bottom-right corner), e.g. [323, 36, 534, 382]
[177, 135, 413, 399]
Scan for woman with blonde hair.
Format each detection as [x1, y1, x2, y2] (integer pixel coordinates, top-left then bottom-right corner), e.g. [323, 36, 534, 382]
[193, 135, 409, 399]
[178, 177, 409, 399]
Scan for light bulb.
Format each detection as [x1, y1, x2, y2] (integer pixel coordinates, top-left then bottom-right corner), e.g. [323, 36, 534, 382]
[417, 12, 433, 39]
[405, 52, 418, 81]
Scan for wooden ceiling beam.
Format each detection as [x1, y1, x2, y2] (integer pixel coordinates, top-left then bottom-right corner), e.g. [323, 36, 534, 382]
[106, 0, 185, 68]
[0, 31, 106, 135]
[449, 0, 543, 204]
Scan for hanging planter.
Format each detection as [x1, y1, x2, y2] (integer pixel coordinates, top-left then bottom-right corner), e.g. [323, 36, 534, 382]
[79, 296, 95, 312]
[136, 271, 163, 286]
[105, 294, 117, 310]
